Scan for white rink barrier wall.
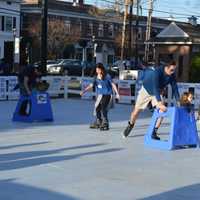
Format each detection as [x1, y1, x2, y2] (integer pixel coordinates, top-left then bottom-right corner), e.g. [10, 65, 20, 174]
[0, 76, 65, 100]
[0, 76, 200, 109]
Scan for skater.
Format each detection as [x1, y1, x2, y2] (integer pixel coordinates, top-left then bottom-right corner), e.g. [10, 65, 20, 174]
[123, 60, 180, 139]
[80, 63, 120, 131]
[18, 65, 41, 115]
[180, 91, 194, 113]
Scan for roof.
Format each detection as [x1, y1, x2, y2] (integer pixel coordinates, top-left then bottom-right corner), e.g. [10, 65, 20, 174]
[156, 22, 189, 38]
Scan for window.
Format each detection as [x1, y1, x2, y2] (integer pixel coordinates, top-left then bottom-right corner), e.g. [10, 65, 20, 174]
[1, 16, 4, 31]
[87, 22, 93, 36]
[13, 17, 16, 29]
[64, 20, 71, 34]
[5, 16, 13, 32]
[108, 24, 114, 38]
[98, 23, 104, 37]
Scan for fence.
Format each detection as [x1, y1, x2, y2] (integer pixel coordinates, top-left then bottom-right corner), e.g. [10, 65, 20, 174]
[0, 76, 66, 100]
[0, 75, 200, 109]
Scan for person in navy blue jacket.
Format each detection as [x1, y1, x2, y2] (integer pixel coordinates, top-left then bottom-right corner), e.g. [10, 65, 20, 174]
[123, 60, 180, 139]
[80, 63, 120, 131]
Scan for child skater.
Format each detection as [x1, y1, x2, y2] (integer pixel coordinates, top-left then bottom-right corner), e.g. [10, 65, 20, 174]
[180, 91, 194, 113]
[80, 63, 120, 131]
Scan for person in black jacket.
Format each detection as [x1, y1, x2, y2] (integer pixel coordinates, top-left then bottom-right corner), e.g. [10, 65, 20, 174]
[18, 65, 41, 115]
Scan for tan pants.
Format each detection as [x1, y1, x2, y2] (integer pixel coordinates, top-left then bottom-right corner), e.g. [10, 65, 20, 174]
[135, 86, 161, 110]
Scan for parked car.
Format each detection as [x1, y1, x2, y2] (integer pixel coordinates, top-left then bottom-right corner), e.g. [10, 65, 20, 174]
[48, 59, 82, 76]
[34, 60, 60, 73]
[111, 59, 144, 72]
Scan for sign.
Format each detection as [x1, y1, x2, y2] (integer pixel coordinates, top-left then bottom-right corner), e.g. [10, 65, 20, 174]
[7, 76, 19, 100]
[119, 70, 138, 80]
[118, 80, 132, 103]
[0, 77, 7, 100]
[37, 93, 47, 104]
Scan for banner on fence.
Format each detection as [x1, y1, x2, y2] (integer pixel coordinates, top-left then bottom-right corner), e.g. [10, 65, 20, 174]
[0, 77, 7, 100]
[118, 80, 132, 103]
[7, 76, 19, 100]
[43, 76, 64, 96]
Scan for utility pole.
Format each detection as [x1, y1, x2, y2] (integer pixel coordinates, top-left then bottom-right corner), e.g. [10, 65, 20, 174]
[121, 0, 129, 60]
[128, 0, 133, 59]
[135, 0, 140, 68]
[144, 0, 154, 63]
[41, 0, 48, 74]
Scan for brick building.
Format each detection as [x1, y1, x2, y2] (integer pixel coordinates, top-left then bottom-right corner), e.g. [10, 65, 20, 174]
[21, 0, 120, 66]
[21, 0, 200, 81]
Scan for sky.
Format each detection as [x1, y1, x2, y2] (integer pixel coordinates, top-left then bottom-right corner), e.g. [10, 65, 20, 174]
[83, 0, 200, 23]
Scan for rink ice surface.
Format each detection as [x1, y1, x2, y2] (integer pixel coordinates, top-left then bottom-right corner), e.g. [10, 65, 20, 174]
[0, 99, 200, 200]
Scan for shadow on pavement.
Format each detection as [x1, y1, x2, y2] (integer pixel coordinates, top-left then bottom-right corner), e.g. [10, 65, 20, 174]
[0, 143, 107, 162]
[0, 179, 81, 200]
[138, 183, 200, 200]
[0, 141, 50, 150]
[0, 147, 123, 171]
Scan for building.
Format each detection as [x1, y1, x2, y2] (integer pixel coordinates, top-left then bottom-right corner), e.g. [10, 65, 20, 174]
[21, 0, 200, 81]
[0, 0, 21, 68]
[21, 0, 119, 66]
[147, 21, 200, 81]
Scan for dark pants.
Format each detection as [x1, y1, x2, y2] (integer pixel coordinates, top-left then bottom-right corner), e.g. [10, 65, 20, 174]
[19, 84, 31, 115]
[96, 95, 111, 124]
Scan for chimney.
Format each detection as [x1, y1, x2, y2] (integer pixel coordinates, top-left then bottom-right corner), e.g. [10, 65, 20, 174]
[188, 16, 197, 26]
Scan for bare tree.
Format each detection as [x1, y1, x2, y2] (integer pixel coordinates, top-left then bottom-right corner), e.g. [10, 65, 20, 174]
[28, 19, 81, 59]
[47, 19, 81, 59]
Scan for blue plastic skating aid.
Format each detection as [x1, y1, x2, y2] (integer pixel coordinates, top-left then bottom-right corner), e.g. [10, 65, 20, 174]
[12, 92, 53, 122]
[144, 107, 199, 150]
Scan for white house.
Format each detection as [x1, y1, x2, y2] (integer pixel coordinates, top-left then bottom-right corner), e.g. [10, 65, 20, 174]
[0, 0, 21, 64]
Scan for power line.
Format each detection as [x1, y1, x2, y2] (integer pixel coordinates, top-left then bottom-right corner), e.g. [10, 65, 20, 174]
[96, 0, 200, 18]
[154, 0, 200, 16]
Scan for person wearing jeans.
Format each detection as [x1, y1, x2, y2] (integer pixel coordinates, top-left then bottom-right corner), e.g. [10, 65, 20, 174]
[80, 63, 120, 131]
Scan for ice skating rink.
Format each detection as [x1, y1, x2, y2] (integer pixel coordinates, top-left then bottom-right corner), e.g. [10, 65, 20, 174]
[0, 99, 200, 200]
